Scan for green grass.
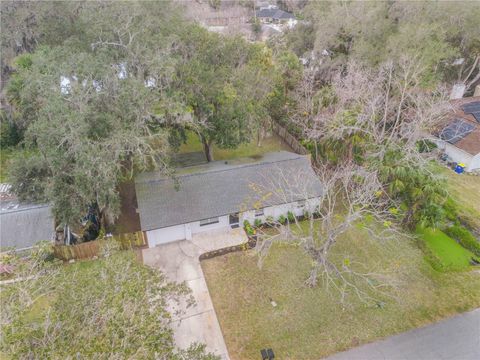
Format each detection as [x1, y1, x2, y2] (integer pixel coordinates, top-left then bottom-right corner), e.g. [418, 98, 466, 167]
[437, 165, 480, 231]
[417, 227, 478, 271]
[0, 260, 86, 360]
[0, 260, 96, 360]
[178, 131, 292, 161]
[20, 259, 99, 322]
[202, 224, 480, 360]
[0, 148, 16, 183]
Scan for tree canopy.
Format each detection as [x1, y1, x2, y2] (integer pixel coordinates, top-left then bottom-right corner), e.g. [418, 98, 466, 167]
[5, 2, 186, 230]
[174, 28, 276, 161]
[287, 1, 480, 91]
[3, 1, 279, 232]
[0, 242, 217, 359]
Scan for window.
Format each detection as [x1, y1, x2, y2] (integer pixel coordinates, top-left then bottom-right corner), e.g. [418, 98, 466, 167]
[199, 217, 219, 226]
[255, 209, 264, 217]
[297, 200, 306, 209]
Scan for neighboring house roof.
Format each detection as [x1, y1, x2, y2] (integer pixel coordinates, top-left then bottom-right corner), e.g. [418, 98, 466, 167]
[0, 203, 55, 250]
[135, 151, 323, 231]
[437, 96, 480, 156]
[256, 8, 295, 20]
[0, 183, 12, 194]
[439, 119, 475, 144]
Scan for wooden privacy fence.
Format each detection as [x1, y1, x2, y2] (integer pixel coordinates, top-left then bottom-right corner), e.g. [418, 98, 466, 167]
[272, 122, 309, 155]
[53, 231, 145, 261]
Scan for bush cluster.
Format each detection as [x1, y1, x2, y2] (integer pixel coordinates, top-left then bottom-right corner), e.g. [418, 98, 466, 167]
[444, 225, 480, 257]
[243, 220, 255, 236]
[287, 211, 295, 223]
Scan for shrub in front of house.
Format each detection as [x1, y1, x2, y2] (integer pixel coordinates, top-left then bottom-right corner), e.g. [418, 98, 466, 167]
[254, 218, 262, 228]
[287, 211, 295, 223]
[243, 220, 255, 236]
[278, 215, 286, 224]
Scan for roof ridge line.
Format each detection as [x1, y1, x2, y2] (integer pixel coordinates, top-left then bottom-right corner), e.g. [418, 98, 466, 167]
[0, 204, 51, 215]
[141, 154, 307, 185]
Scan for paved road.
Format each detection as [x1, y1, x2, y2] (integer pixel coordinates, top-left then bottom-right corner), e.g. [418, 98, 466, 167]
[142, 228, 247, 360]
[327, 308, 480, 360]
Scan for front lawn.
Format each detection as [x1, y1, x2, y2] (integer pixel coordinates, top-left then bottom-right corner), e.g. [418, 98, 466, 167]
[438, 165, 480, 231]
[202, 226, 480, 359]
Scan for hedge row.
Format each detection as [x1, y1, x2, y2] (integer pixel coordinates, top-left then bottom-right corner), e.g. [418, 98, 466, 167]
[444, 225, 480, 257]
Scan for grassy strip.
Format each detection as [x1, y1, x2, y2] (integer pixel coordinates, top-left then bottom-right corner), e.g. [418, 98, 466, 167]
[437, 165, 480, 231]
[0, 148, 16, 183]
[444, 225, 480, 257]
[177, 131, 291, 160]
[416, 227, 478, 272]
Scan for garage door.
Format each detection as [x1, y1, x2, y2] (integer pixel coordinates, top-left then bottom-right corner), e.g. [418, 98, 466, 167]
[146, 225, 186, 247]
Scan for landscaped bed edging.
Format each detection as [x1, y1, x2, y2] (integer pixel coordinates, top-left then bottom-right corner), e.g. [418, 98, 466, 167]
[199, 236, 257, 261]
[200, 212, 323, 261]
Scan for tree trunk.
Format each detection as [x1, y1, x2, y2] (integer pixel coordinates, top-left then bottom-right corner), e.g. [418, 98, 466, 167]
[202, 137, 214, 162]
[257, 127, 264, 147]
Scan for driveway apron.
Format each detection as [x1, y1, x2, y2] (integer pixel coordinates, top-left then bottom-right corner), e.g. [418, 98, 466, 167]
[142, 228, 247, 359]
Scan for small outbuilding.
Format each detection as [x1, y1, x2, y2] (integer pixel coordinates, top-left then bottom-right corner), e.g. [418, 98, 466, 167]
[434, 96, 480, 172]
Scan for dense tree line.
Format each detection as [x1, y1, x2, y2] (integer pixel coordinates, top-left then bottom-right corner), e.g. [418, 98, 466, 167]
[274, 1, 479, 230]
[1, 1, 292, 235]
[250, 1, 479, 297]
[286, 1, 480, 94]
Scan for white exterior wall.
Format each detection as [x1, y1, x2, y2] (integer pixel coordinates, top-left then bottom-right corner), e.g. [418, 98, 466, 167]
[146, 215, 230, 247]
[468, 153, 480, 172]
[146, 198, 322, 247]
[147, 224, 186, 247]
[241, 198, 321, 225]
[190, 215, 229, 234]
[443, 143, 473, 169]
[435, 139, 478, 172]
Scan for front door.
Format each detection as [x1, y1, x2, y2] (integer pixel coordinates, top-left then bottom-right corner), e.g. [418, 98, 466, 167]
[229, 213, 239, 228]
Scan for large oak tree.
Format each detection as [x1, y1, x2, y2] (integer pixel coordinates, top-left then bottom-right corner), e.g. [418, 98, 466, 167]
[174, 28, 275, 161]
[6, 2, 187, 232]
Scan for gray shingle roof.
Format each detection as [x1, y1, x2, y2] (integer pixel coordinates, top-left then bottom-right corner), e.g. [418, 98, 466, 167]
[135, 152, 323, 231]
[256, 8, 295, 20]
[0, 205, 55, 250]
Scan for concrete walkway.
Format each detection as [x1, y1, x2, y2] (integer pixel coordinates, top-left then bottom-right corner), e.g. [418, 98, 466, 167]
[142, 228, 247, 360]
[326, 308, 480, 360]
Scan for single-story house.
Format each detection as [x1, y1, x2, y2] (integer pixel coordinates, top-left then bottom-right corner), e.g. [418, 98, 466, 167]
[0, 199, 55, 251]
[434, 96, 480, 172]
[256, 6, 297, 28]
[135, 151, 323, 248]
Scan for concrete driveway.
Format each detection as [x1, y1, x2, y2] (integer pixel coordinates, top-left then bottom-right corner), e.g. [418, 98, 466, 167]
[142, 227, 247, 360]
[326, 308, 480, 360]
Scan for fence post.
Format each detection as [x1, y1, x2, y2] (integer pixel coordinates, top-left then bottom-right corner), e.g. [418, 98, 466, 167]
[271, 121, 309, 156]
[52, 231, 144, 261]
